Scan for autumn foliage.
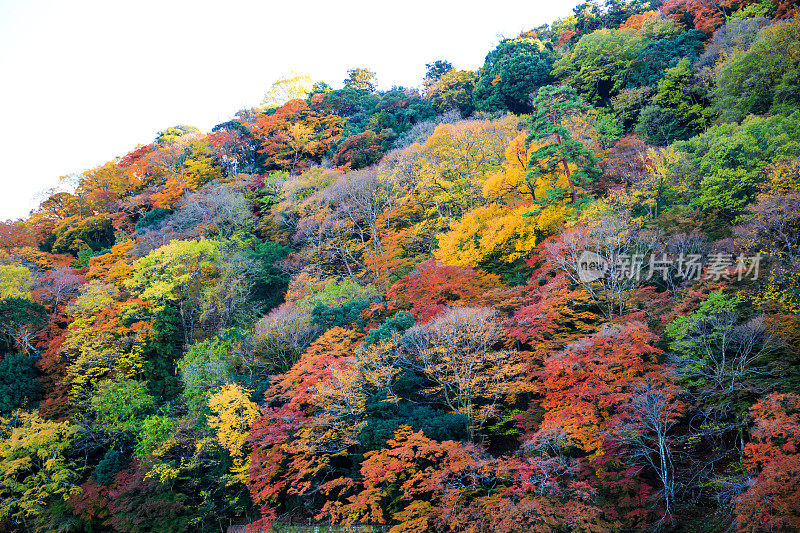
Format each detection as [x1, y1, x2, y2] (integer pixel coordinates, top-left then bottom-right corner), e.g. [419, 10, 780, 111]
[1, 4, 798, 532]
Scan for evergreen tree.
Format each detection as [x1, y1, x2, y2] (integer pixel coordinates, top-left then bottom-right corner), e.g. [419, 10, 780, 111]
[526, 85, 601, 203]
[141, 304, 183, 401]
[0, 353, 40, 412]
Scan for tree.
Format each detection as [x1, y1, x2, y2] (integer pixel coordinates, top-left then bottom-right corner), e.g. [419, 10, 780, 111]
[713, 16, 800, 122]
[0, 411, 79, 530]
[526, 85, 602, 203]
[333, 129, 395, 170]
[612, 379, 683, 525]
[552, 28, 645, 104]
[544, 212, 658, 317]
[424, 60, 453, 82]
[531, 322, 665, 454]
[32, 267, 83, 311]
[473, 37, 554, 113]
[435, 134, 570, 274]
[207, 383, 259, 482]
[425, 69, 479, 116]
[506, 270, 603, 358]
[134, 415, 174, 458]
[675, 111, 800, 219]
[735, 393, 800, 531]
[695, 17, 772, 86]
[344, 67, 377, 91]
[177, 332, 237, 414]
[322, 425, 488, 530]
[60, 299, 149, 400]
[106, 463, 191, 533]
[89, 377, 156, 434]
[599, 134, 653, 188]
[666, 291, 777, 414]
[141, 303, 184, 401]
[401, 306, 527, 440]
[263, 72, 314, 108]
[75, 161, 142, 213]
[209, 121, 261, 175]
[626, 30, 706, 88]
[245, 240, 290, 312]
[324, 168, 397, 274]
[0, 353, 40, 413]
[0, 220, 36, 249]
[363, 310, 414, 347]
[84, 238, 134, 289]
[248, 99, 344, 173]
[386, 259, 501, 321]
[126, 238, 222, 345]
[250, 303, 319, 374]
[735, 160, 800, 260]
[244, 327, 363, 528]
[0, 298, 48, 355]
[389, 115, 518, 221]
[0, 265, 34, 300]
[435, 201, 562, 274]
[201, 248, 260, 332]
[635, 59, 709, 145]
[156, 124, 199, 145]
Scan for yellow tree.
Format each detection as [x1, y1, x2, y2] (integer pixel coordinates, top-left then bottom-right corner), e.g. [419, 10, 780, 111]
[0, 264, 34, 299]
[0, 411, 79, 530]
[394, 115, 518, 220]
[126, 238, 222, 344]
[435, 134, 570, 268]
[263, 72, 314, 109]
[60, 299, 149, 399]
[207, 383, 260, 483]
[75, 161, 142, 213]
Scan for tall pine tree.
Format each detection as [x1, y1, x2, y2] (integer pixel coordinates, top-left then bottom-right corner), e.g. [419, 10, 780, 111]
[526, 85, 601, 203]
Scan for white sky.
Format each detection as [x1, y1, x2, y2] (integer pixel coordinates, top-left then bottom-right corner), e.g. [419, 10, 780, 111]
[0, 0, 579, 220]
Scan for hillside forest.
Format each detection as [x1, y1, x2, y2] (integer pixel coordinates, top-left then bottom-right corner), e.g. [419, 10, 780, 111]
[1, 0, 800, 531]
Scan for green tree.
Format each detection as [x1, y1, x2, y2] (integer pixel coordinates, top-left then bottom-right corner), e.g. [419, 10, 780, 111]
[675, 111, 800, 218]
[714, 17, 800, 123]
[0, 411, 79, 530]
[626, 30, 705, 88]
[426, 69, 479, 116]
[126, 238, 222, 345]
[526, 85, 602, 203]
[552, 27, 645, 104]
[156, 124, 199, 145]
[473, 37, 554, 113]
[424, 60, 454, 81]
[91, 448, 128, 485]
[364, 310, 414, 347]
[141, 304, 184, 401]
[177, 333, 238, 415]
[90, 378, 156, 434]
[635, 59, 710, 145]
[134, 415, 175, 458]
[0, 353, 40, 413]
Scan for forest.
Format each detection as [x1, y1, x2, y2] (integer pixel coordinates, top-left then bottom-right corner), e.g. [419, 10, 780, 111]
[1, 0, 799, 531]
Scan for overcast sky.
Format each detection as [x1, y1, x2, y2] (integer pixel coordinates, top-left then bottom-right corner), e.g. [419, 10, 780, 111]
[0, 0, 579, 219]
